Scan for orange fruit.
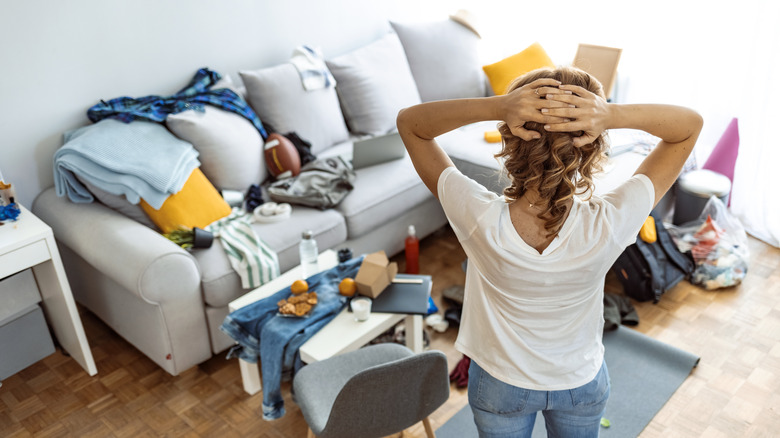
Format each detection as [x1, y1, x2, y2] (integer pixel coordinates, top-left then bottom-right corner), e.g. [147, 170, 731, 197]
[291, 279, 309, 295]
[339, 278, 357, 297]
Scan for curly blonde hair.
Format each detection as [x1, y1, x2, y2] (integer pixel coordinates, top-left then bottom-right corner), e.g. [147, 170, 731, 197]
[496, 66, 609, 237]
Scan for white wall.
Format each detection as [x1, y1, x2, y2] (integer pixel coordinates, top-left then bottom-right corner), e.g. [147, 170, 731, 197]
[3, 0, 770, 207]
[0, 0, 454, 206]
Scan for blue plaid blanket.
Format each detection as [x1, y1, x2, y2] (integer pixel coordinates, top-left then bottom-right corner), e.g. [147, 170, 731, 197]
[87, 68, 268, 139]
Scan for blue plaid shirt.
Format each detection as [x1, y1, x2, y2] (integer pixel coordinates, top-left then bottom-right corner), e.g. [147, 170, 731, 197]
[87, 68, 268, 139]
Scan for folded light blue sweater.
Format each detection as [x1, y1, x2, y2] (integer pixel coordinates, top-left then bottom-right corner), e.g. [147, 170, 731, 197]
[54, 119, 199, 209]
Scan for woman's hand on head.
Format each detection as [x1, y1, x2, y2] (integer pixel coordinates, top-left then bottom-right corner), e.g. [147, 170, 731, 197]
[499, 78, 573, 141]
[540, 84, 611, 147]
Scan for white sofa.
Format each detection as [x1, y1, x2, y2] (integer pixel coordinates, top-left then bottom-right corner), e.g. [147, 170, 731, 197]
[32, 17, 490, 375]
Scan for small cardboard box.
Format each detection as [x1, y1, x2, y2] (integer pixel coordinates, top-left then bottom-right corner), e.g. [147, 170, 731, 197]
[355, 251, 398, 298]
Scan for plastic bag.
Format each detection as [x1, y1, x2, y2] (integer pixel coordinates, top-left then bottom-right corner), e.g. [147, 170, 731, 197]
[667, 196, 749, 290]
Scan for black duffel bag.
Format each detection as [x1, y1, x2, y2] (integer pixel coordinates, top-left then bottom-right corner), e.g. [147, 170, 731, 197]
[611, 213, 694, 303]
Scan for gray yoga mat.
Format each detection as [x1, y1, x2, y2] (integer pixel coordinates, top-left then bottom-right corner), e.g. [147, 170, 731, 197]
[437, 326, 700, 437]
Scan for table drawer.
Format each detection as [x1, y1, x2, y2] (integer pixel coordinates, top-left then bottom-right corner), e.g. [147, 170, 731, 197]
[0, 239, 50, 280]
[0, 269, 41, 324]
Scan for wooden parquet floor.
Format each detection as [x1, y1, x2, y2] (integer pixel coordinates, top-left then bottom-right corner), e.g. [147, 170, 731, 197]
[1, 226, 778, 437]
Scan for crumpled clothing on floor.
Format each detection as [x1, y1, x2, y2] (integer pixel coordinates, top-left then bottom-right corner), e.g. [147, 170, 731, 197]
[449, 355, 471, 388]
[603, 293, 639, 331]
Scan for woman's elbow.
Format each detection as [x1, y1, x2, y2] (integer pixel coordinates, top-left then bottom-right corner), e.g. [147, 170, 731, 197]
[396, 107, 412, 132]
[689, 110, 704, 136]
[397, 104, 433, 141]
[396, 106, 421, 141]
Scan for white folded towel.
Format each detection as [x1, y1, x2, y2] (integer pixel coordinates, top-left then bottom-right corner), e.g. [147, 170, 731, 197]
[289, 45, 336, 91]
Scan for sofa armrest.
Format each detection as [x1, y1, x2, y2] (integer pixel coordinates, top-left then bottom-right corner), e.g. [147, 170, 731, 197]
[32, 187, 201, 304]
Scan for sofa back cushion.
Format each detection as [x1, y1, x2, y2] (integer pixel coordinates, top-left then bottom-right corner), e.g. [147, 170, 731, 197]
[240, 63, 349, 156]
[325, 32, 421, 136]
[390, 18, 486, 102]
[166, 106, 266, 191]
[77, 177, 159, 229]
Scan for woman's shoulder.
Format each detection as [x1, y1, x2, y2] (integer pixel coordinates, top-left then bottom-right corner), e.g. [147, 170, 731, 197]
[596, 174, 655, 210]
[575, 175, 655, 237]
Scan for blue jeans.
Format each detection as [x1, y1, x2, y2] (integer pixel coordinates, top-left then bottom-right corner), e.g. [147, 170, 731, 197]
[221, 256, 363, 420]
[468, 360, 610, 438]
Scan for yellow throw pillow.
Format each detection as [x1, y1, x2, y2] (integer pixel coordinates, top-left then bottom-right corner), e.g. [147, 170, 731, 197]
[141, 168, 231, 234]
[482, 42, 555, 95]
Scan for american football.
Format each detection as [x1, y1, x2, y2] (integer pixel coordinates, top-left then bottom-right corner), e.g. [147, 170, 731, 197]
[264, 133, 301, 179]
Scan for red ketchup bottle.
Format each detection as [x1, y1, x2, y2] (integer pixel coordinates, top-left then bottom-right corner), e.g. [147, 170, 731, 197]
[405, 225, 419, 274]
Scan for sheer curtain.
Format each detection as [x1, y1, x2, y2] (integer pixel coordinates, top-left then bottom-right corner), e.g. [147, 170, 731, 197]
[727, 3, 780, 247]
[460, 0, 779, 246]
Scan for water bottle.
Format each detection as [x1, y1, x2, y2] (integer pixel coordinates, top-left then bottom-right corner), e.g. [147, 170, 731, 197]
[405, 225, 419, 274]
[299, 230, 319, 279]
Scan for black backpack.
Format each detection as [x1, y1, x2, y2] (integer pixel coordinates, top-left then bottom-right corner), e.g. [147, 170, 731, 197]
[611, 213, 694, 303]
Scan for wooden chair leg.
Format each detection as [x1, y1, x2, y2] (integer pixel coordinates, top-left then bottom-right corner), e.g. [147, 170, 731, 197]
[307, 428, 315, 438]
[422, 417, 435, 438]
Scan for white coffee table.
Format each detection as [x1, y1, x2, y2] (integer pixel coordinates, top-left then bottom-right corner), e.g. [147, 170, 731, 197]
[228, 249, 425, 395]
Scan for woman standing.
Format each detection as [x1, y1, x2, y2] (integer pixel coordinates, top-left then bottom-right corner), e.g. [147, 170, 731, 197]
[397, 66, 702, 437]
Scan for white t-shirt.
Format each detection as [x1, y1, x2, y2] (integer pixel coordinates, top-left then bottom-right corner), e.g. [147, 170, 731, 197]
[438, 166, 655, 390]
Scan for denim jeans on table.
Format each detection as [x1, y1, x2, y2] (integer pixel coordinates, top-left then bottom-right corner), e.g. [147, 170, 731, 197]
[468, 359, 610, 438]
[221, 256, 364, 420]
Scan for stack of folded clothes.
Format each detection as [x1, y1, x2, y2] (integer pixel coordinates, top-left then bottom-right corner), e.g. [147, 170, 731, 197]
[53, 119, 199, 208]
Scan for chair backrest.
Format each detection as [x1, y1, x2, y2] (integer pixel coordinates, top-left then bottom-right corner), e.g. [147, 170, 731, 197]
[572, 43, 622, 99]
[321, 349, 449, 438]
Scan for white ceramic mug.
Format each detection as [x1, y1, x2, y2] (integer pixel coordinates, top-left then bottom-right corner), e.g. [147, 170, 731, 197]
[350, 297, 372, 322]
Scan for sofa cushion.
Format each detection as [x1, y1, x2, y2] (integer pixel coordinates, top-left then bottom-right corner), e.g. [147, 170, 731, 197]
[240, 63, 349, 155]
[390, 18, 485, 102]
[166, 105, 266, 191]
[140, 168, 232, 234]
[317, 142, 432, 239]
[325, 32, 421, 136]
[482, 42, 555, 95]
[77, 177, 158, 229]
[196, 206, 347, 308]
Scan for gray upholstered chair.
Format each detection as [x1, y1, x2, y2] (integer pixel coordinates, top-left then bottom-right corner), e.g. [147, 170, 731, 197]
[293, 343, 450, 438]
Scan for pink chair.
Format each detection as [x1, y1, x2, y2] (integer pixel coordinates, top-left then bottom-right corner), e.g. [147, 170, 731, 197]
[702, 117, 739, 204]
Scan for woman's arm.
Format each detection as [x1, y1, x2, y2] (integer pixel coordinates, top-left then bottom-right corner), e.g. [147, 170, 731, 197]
[544, 86, 703, 207]
[611, 104, 703, 206]
[396, 78, 569, 197]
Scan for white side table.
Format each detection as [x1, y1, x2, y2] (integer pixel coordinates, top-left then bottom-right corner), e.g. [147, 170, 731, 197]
[0, 205, 97, 376]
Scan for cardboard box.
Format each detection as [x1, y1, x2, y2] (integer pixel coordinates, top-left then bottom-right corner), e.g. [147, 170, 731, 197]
[355, 251, 398, 298]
